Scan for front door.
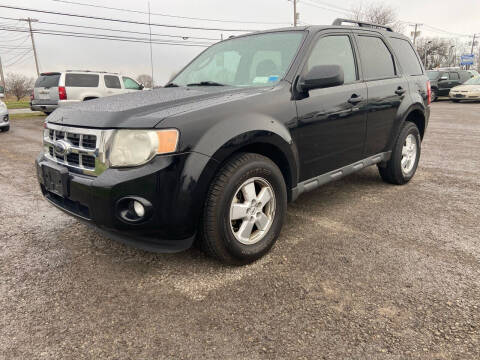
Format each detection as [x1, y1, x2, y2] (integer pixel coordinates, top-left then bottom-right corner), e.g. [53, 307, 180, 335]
[294, 33, 367, 181]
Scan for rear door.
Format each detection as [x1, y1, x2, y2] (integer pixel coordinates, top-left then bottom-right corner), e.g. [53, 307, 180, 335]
[448, 72, 461, 89]
[354, 32, 409, 156]
[34, 73, 61, 103]
[388, 37, 427, 106]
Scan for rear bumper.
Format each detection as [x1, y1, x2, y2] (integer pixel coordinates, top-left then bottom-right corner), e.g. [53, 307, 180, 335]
[35, 151, 216, 253]
[31, 101, 58, 112]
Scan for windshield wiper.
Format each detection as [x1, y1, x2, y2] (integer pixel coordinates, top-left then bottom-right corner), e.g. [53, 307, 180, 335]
[186, 81, 225, 87]
[164, 82, 179, 88]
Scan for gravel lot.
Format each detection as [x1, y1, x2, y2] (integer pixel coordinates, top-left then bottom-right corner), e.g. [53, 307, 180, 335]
[1, 101, 479, 359]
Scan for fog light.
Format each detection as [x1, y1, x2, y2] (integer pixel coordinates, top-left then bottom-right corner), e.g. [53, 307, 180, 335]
[116, 197, 153, 224]
[133, 201, 145, 217]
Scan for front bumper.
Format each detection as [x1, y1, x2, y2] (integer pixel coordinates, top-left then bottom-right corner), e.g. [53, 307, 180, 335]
[36, 151, 215, 253]
[450, 92, 480, 100]
[0, 113, 8, 127]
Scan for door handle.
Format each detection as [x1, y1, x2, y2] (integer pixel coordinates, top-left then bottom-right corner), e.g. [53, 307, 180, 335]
[395, 87, 406, 96]
[348, 94, 363, 105]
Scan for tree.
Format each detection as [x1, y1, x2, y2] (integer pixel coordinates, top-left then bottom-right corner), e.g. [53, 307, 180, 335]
[416, 38, 456, 69]
[136, 74, 153, 88]
[5, 73, 34, 101]
[350, 2, 403, 33]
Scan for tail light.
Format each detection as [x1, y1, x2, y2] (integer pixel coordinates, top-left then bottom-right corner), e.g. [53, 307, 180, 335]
[30, 91, 34, 101]
[58, 86, 67, 100]
[427, 80, 431, 105]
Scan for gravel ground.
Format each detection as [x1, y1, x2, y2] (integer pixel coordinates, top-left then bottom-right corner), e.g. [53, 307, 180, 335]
[1, 101, 479, 359]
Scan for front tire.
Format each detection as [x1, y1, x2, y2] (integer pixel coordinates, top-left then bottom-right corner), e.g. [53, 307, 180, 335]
[201, 153, 287, 265]
[378, 122, 421, 185]
[1, 125, 9, 132]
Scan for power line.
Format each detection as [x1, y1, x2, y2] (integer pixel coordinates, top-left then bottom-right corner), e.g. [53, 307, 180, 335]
[0, 26, 212, 47]
[0, 15, 221, 41]
[4, 50, 33, 67]
[51, 0, 290, 26]
[0, 5, 256, 32]
[3, 48, 32, 67]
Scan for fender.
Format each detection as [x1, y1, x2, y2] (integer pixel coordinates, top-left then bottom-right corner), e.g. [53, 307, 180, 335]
[192, 114, 299, 190]
[387, 101, 427, 151]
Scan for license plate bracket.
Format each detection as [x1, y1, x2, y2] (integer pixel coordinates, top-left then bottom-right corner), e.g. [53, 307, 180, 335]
[42, 163, 69, 197]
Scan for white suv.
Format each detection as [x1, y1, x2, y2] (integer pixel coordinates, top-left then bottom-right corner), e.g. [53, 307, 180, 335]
[31, 70, 145, 114]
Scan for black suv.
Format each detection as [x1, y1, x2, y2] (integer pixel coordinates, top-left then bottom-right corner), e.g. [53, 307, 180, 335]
[36, 19, 430, 264]
[427, 68, 473, 101]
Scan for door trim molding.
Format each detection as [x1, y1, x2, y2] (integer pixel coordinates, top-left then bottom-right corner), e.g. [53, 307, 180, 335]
[291, 151, 391, 201]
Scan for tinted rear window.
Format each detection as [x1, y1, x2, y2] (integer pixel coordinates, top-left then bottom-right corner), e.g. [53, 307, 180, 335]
[65, 74, 99, 87]
[389, 38, 423, 76]
[357, 36, 396, 80]
[35, 74, 60, 88]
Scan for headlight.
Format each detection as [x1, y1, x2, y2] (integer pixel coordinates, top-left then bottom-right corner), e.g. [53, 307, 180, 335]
[109, 129, 179, 167]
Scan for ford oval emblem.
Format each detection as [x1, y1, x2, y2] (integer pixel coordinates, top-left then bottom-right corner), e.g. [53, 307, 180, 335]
[53, 140, 70, 156]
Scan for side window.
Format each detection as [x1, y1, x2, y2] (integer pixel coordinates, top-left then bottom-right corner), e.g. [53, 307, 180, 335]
[450, 72, 460, 81]
[65, 74, 99, 87]
[306, 35, 357, 84]
[104, 75, 121, 89]
[389, 38, 423, 76]
[122, 77, 142, 90]
[357, 36, 396, 80]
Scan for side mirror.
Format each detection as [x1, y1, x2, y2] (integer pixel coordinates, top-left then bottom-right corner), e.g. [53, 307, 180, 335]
[139, 83, 145, 90]
[298, 65, 344, 92]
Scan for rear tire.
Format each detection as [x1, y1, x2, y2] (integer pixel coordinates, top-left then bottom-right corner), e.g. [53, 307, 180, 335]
[451, 99, 460, 103]
[378, 122, 421, 185]
[201, 153, 287, 265]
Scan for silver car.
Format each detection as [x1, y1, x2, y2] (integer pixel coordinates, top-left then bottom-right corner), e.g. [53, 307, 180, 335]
[0, 100, 9, 132]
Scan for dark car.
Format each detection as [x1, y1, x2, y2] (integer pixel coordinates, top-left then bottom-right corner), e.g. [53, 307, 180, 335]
[36, 19, 430, 265]
[427, 68, 474, 101]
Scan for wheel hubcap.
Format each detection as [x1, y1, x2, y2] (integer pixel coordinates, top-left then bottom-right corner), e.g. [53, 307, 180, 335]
[401, 134, 417, 175]
[229, 177, 276, 245]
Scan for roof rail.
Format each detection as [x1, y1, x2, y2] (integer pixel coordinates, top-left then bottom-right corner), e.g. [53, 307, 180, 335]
[332, 18, 393, 32]
[66, 70, 118, 74]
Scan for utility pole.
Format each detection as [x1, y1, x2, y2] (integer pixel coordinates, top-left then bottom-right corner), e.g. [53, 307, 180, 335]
[293, 0, 298, 27]
[0, 56, 5, 91]
[410, 23, 422, 46]
[20, 18, 40, 76]
[147, 2, 154, 87]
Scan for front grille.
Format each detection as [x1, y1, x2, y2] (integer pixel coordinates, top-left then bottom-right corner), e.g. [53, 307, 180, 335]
[82, 155, 95, 168]
[43, 124, 112, 176]
[82, 135, 96, 149]
[66, 153, 79, 165]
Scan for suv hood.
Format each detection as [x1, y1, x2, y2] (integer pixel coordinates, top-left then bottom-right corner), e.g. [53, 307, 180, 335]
[46, 86, 269, 128]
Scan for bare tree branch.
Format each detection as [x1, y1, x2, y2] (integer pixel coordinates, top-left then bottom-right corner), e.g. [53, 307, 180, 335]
[5, 73, 34, 101]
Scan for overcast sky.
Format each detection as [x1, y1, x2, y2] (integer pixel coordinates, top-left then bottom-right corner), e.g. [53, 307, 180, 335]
[1, 0, 479, 85]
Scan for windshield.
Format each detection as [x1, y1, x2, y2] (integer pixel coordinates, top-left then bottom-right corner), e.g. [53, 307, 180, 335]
[464, 77, 480, 85]
[427, 71, 440, 80]
[172, 31, 304, 87]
